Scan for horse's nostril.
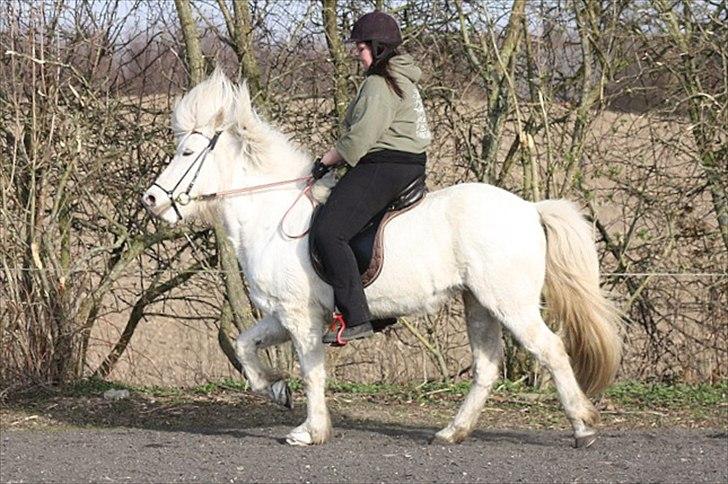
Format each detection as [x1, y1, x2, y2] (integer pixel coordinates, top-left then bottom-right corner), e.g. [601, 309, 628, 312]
[143, 193, 156, 207]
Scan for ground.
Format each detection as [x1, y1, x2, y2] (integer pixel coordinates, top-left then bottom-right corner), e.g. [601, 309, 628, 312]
[1, 381, 726, 482]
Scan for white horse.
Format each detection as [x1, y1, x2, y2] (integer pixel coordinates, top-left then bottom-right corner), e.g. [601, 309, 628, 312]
[142, 70, 622, 448]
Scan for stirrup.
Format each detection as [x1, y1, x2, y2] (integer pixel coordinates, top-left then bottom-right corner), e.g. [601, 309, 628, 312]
[330, 312, 348, 346]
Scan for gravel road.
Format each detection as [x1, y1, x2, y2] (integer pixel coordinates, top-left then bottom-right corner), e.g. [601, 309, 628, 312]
[2, 426, 726, 483]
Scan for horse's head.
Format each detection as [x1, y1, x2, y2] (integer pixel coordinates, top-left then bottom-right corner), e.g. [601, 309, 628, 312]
[141, 68, 241, 224]
[142, 68, 318, 225]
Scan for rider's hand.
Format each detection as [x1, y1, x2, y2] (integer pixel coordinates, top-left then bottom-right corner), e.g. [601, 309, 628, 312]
[311, 158, 332, 180]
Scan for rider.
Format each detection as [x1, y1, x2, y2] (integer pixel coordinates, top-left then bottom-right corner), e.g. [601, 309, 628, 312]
[310, 11, 432, 345]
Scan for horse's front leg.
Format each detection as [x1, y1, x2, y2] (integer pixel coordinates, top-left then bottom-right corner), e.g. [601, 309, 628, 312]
[234, 314, 293, 408]
[282, 314, 332, 446]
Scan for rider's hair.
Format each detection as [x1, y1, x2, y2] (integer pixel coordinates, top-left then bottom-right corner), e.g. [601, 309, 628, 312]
[366, 45, 404, 99]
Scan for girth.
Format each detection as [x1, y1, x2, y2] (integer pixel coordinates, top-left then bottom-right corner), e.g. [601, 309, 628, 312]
[309, 175, 427, 288]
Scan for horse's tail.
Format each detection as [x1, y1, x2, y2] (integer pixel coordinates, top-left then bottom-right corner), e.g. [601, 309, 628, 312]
[536, 199, 622, 397]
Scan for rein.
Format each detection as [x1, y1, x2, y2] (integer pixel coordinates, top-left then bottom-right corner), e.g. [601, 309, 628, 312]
[193, 175, 318, 239]
[153, 130, 318, 239]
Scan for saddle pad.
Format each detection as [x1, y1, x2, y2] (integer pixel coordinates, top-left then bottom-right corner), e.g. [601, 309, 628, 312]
[309, 194, 425, 288]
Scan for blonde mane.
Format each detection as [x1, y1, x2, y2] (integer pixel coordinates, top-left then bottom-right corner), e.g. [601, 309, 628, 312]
[171, 68, 235, 136]
[172, 68, 312, 179]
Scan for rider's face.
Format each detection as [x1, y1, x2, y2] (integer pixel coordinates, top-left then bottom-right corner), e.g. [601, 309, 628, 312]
[353, 42, 373, 69]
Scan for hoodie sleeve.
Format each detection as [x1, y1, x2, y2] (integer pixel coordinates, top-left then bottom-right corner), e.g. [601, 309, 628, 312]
[335, 77, 398, 166]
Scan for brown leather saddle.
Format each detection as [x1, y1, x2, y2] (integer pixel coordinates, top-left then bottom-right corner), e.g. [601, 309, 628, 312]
[309, 175, 428, 288]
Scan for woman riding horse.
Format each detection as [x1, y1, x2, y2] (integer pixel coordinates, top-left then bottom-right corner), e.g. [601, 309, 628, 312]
[310, 11, 432, 345]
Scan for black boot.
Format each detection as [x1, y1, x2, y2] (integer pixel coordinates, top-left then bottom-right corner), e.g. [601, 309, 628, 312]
[322, 315, 374, 346]
[371, 318, 397, 333]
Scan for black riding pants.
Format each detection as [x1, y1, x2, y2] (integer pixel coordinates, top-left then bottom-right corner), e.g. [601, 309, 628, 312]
[311, 157, 425, 326]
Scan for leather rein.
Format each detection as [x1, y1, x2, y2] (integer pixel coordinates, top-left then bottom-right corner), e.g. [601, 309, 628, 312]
[152, 130, 318, 239]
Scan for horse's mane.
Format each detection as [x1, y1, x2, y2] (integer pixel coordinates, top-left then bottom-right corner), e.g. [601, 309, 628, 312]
[172, 67, 235, 136]
[172, 68, 313, 179]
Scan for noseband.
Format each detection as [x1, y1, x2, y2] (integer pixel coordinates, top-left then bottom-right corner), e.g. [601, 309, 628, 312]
[152, 130, 222, 221]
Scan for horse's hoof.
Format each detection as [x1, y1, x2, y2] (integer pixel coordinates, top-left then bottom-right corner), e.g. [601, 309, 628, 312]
[269, 380, 293, 410]
[429, 434, 454, 445]
[285, 426, 313, 446]
[574, 431, 597, 448]
[430, 429, 461, 445]
[430, 426, 469, 445]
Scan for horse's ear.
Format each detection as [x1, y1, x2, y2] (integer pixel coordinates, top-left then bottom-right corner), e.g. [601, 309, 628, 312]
[209, 65, 230, 85]
[210, 108, 224, 130]
[206, 66, 235, 130]
[233, 80, 259, 135]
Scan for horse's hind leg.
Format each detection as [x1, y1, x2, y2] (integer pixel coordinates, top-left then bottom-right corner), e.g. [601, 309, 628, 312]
[499, 307, 600, 448]
[234, 315, 293, 408]
[432, 292, 503, 444]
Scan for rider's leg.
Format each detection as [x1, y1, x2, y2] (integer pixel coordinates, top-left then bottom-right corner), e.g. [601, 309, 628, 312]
[311, 161, 424, 342]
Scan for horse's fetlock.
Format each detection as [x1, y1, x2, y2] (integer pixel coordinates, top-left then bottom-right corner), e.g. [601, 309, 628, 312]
[310, 424, 332, 444]
[583, 406, 600, 427]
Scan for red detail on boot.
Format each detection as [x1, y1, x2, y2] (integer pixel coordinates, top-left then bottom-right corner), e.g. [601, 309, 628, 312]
[331, 313, 348, 346]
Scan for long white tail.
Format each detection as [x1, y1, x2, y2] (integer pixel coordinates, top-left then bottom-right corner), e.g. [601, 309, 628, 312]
[536, 199, 622, 396]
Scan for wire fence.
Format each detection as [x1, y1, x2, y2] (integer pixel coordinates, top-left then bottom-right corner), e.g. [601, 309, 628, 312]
[5, 267, 727, 277]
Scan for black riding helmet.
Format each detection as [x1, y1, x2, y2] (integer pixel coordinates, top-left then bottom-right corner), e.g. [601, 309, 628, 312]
[348, 11, 402, 65]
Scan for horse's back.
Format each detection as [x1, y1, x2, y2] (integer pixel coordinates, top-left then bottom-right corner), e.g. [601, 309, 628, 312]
[423, 182, 542, 240]
[367, 182, 545, 311]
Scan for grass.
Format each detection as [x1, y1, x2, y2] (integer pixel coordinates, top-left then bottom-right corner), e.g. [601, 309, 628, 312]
[185, 377, 727, 412]
[49, 377, 727, 407]
[603, 380, 728, 408]
[2, 377, 725, 432]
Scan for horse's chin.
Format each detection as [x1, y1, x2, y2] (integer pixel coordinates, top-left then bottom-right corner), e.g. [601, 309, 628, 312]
[168, 203, 217, 227]
[151, 207, 185, 226]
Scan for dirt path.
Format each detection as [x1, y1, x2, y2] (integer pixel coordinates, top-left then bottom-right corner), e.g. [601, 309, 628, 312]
[2, 385, 726, 483]
[2, 425, 726, 483]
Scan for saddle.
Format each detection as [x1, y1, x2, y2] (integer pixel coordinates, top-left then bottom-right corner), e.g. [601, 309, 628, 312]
[309, 175, 427, 288]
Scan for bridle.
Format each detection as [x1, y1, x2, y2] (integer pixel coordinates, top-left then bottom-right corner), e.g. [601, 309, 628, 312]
[152, 129, 317, 238]
[152, 130, 223, 222]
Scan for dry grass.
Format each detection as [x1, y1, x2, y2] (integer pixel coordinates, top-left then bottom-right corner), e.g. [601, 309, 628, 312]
[2, 380, 725, 433]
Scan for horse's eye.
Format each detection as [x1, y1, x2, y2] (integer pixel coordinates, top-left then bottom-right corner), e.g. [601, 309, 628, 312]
[182, 149, 193, 156]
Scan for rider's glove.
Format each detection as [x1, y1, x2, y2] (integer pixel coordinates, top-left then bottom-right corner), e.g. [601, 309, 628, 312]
[311, 158, 332, 180]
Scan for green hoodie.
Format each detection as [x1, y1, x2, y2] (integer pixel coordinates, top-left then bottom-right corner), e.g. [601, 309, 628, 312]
[335, 54, 431, 166]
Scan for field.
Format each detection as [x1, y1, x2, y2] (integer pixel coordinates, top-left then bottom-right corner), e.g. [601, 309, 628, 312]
[1, 0, 725, 398]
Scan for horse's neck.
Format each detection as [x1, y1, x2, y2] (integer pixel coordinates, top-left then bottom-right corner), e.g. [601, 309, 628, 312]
[219, 173, 310, 265]
[218, 131, 312, 262]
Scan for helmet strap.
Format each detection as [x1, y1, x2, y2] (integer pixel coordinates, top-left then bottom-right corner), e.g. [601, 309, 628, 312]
[369, 40, 396, 68]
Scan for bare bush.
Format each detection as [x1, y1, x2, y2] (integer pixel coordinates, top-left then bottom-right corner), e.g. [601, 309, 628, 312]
[1, 0, 725, 389]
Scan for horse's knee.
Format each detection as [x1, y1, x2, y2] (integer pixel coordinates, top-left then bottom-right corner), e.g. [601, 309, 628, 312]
[234, 332, 252, 356]
[472, 362, 499, 388]
[235, 330, 265, 364]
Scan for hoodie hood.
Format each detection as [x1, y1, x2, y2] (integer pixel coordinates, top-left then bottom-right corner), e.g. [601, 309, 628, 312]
[388, 54, 422, 84]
